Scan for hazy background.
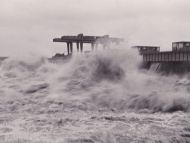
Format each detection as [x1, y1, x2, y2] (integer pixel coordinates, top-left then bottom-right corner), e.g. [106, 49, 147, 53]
[1, 0, 190, 57]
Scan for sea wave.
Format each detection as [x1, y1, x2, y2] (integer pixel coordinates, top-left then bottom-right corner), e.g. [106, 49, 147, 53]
[1, 50, 190, 142]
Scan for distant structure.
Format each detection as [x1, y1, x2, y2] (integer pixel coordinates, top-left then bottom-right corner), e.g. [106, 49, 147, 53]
[53, 33, 124, 55]
[0, 57, 8, 61]
[0, 57, 8, 64]
[131, 46, 160, 55]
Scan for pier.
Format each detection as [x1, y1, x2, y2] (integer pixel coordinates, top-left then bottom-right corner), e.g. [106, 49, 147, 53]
[53, 33, 124, 54]
[137, 41, 190, 74]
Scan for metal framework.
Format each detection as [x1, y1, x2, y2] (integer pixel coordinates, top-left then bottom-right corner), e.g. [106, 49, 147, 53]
[53, 33, 124, 54]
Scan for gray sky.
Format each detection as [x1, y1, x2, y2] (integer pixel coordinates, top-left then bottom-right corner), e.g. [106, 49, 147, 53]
[1, 0, 190, 57]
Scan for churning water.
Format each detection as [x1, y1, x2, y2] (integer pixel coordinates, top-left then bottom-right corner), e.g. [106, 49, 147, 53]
[1, 50, 190, 143]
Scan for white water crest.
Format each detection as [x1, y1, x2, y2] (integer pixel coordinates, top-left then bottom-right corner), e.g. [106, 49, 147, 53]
[1, 50, 190, 142]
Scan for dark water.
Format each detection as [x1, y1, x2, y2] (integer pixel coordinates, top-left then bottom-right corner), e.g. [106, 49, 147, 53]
[1, 50, 190, 143]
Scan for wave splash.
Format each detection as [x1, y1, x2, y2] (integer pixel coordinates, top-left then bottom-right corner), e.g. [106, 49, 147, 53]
[44, 50, 190, 113]
[1, 51, 190, 113]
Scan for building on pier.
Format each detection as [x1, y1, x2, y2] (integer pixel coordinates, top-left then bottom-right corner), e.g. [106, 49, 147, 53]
[131, 46, 160, 55]
[172, 41, 190, 51]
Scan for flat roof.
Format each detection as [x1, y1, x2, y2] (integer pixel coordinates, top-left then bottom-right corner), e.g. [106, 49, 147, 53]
[172, 41, 190, 43]
[131, 46, 160, 48]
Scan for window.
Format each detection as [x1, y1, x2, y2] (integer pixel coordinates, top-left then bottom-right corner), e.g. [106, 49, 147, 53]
[178, 43, 183, 48]
[186, 43, 190, 46]
[173, 43, 177, 48]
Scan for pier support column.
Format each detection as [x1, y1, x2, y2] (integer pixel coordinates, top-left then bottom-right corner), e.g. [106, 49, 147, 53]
[67, 42, 70, 55]
[91, 43, 95, 51]
[103, 44, 106, 50]
[70, 42, 73, 53]
[107, 43, 110, 49]
[95, 44, 98, 51]
[76, 42, 79, 52]
[80, 42, 83, 53]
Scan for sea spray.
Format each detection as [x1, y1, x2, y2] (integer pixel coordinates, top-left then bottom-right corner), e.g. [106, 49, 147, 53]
[46, 50, 190, 113]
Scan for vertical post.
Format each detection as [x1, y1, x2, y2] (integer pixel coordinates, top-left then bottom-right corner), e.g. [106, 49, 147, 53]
[107, 42, 110, 49]
[80, 42, 83, 53]
[76, 42, 79, 52]
[79, 33, 83, 53]
[67, 42, 70, 55]
[103, 44, 106, 50]
[95, 44, 98, 50]
[188, 52, 189, 61]
[70, 42, 73, 53]
[91, 43, 94, 51]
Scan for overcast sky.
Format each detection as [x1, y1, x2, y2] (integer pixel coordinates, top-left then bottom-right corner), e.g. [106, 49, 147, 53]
[1, 0, 190, 57]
